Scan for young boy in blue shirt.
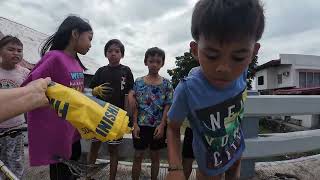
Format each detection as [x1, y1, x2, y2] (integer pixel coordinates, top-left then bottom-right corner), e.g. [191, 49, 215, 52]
[166, 0, 265, 179]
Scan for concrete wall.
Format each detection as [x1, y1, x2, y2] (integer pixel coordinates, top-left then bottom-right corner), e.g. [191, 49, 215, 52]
[256, 65, 293, 90]
[256, 69, 268, 90]
[275, 66, 294, 88]
[281, 54, 320, 70]
[291, 115, 319, 128]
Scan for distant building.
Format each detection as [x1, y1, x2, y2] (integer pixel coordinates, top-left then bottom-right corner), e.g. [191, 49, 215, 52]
[255, 54, 320, 128]
[0, 17, 101, 87]
[255, 54, 320, 95]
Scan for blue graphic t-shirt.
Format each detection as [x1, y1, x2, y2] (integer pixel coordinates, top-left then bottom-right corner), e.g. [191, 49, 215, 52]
[168, 67, 247, 176]
[134, 77, 173, 127]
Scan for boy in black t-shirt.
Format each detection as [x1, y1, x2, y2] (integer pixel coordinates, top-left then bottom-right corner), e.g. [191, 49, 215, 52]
[88, 39, 134, 180]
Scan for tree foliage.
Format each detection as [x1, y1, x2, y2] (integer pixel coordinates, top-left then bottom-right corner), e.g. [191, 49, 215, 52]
[168, 52, 258, 89]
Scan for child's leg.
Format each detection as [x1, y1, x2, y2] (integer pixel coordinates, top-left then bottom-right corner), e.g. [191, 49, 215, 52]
[50, 163, 73, 180]
[108, 142, 121, 180]
[70, 140, 82, 161]
[0, 131, 24, 179]
[150, 150, 160, 180]
[182, 127, 194, 179]
[132, 126, 150, 180]
[225, 158, 241, 180]
[132, 150, 145, 180]
[150, 126, 167, 180]
[183, 158, 194, 179]
[196, 169, 223, 180]
[87, 140, 102, 164]
[49, 141, 81, 180]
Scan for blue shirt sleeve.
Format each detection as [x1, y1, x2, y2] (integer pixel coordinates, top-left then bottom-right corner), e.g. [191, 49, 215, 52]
[167, 81, 189, 123]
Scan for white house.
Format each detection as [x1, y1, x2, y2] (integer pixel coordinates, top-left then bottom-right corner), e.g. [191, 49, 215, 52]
[256, 54, 320, 93]
[255, 54, 320, 128]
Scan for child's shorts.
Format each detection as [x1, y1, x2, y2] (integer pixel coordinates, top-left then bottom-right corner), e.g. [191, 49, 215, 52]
[92, 137, 123, 145]
[106, 138, 123, 145]
[182, 127, 194, 159]
[133, 125, 166, 151]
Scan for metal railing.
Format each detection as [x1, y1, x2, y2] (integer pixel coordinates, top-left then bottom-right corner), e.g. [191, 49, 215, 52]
[81, 94, 320, 179]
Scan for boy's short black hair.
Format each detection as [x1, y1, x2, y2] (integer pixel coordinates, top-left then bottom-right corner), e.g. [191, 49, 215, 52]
[144, 47, 165, 66]
[191, 0, 265, 43]
[0, 35, 23, 49]
[104, 39, 125, 57]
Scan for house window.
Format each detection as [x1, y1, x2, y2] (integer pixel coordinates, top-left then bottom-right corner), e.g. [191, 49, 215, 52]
[299, 71, 320, 88]
[314, 73, 320, 87]
[299, 72, 306, 88]
[258, 76, 264, 85]
[307, 72, 314, 88]
[277, 74, 282, 84]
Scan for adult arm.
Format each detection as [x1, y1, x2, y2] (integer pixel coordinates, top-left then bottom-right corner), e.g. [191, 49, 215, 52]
[0, 77, 51, 122]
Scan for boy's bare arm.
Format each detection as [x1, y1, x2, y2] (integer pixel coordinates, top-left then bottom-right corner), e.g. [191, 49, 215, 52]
[167, 120, 183, 166]
[132, 98, 140, 138]
[154, 104, 170, 139]
[166, 120, 185, 179]
[133, 106, 138, 125]
[127, 90, 136, 115]
[160, 104, 170, 126]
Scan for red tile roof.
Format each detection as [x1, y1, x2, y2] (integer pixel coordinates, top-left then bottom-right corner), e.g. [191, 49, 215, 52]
[256, 59, 281, 71]
[274, 87, 320, 95]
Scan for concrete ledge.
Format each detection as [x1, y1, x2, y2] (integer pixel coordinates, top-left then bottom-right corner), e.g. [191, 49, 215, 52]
[82, 129, 320, 161]
[245, 95, 320, 116]
[243, 129, 320, 159]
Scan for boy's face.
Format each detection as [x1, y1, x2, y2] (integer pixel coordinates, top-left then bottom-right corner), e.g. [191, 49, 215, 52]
[190, 35, 260, 89]
[0, 42, 23, 67]
[145, 54, 164, 75]
[106, 44, 123, 65]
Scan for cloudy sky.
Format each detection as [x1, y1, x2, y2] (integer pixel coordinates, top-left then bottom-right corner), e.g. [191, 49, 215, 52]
[1, 0, 320, 78]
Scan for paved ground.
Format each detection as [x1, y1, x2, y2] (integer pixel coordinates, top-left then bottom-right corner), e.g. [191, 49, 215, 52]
[22, 148, 320, 180]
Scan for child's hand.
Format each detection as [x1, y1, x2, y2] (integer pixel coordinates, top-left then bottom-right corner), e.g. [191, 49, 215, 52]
[92, 83, 113, 99]
[133, 124, 140, 139]
[166, 171, 185, 180]
[154, 123, 165, 139]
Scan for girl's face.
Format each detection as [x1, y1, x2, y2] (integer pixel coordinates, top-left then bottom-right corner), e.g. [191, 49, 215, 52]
[75, 31, 93, 55]
[145, 54, 164, 75]
[0, 42, 23, 67]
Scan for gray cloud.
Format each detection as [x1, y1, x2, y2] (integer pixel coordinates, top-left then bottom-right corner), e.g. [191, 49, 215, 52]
[1, 0, 320, 78]
[257, 0, 320, 65]
[262, 0, 320, 39]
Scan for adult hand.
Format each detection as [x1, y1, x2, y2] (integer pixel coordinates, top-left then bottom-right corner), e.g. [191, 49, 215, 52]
[25, 77, 51, 110]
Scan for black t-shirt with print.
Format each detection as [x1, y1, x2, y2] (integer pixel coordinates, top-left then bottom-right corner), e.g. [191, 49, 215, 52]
[90, 64, 134, 109]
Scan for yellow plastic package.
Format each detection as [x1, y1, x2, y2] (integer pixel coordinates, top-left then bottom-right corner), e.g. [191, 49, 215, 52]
[45, 82, 132, 142]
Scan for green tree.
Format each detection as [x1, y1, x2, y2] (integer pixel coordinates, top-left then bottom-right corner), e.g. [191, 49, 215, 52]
[167, 52, 199, 88]
[246, 55, 258, 90]
[168, 52, 258, 89]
